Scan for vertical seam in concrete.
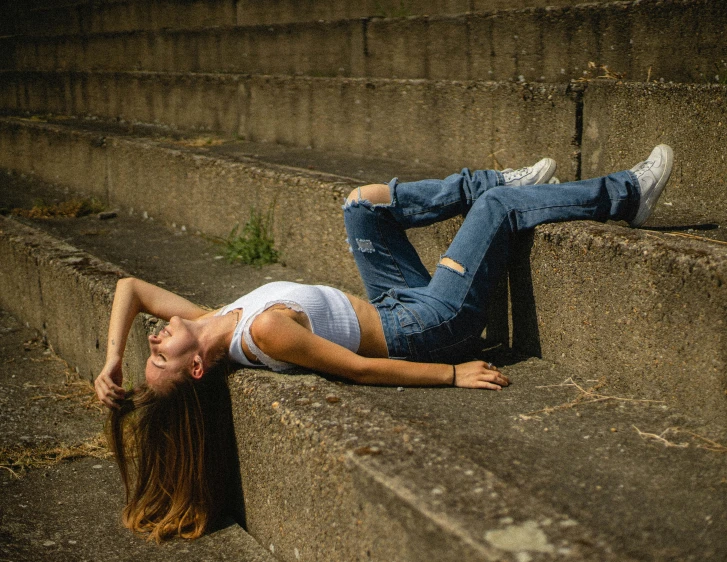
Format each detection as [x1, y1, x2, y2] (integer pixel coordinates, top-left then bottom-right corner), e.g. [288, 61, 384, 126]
[571, 84, 585, 181]
[361, 18, 369, 58]
[465, 14, 472, 80]
[423, 16, 430, 79]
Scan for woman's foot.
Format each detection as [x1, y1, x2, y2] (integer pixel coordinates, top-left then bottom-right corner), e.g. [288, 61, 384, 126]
[502, 158, 557, 187]
[628, 144, 673, 228]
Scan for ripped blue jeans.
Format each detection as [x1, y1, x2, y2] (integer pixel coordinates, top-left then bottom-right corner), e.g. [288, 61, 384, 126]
[343, 168, 639, 362]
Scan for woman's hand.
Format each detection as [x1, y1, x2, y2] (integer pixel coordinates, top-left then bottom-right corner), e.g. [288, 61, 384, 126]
[454, 361, 509, 390]
[95, 357, 125, 409]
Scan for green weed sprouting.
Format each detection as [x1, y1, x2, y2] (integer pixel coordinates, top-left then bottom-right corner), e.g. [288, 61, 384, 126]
[220, 206, 279, 267]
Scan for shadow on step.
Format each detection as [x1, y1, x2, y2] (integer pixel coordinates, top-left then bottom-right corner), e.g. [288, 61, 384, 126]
[480, 231, 542, 367]
[645, 222, 719, 232]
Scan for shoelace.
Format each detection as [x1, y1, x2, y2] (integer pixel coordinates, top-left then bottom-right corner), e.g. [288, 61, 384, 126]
[503, 167, 531, 181]
[633, 160, 655, 178]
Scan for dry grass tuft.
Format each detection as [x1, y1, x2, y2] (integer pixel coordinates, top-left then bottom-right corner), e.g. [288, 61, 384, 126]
[527, 377, 664, 416]
[170, 136, 225, 148]
[574, 61, 626, 83]
[0, 434, 110, 479]
[633, 426, 727, 453]
[12, 198, 104, 219]
[24, 346, 104, 413]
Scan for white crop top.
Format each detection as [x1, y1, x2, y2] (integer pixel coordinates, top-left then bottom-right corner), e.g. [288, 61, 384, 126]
[216, 282, 361, 371]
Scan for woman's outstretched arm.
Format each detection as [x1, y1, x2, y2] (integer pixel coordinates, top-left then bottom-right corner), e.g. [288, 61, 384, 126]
[95, 277, 212, 408]
[252, 309, 509, 389]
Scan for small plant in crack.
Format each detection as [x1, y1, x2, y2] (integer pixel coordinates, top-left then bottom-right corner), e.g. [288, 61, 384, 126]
[218, 205, 279, 267]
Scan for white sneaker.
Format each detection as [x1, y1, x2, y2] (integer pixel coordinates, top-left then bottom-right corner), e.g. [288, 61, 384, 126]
[502, 158, 557, 187]
[628, 144, 673, 228]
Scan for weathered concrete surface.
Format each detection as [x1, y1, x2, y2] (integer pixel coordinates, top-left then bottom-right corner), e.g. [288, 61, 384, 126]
[1, 131, 726, 428]
[4, 76, 726, 217]
[0, 307, 275, 562]
[0, 117, 367, 292]
[0, 74, 582, 179]
[3, 0, 725, 83]
[236, 0, 593, 25]
[511, 222, 727, 428]
[582, 81, 727, 226]
[3, 0, 615, 36]
[0, 216, 149, 383]
[0, 212, 725, 561]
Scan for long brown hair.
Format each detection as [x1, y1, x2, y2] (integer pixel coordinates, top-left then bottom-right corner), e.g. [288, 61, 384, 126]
[107, 360, 236, 542]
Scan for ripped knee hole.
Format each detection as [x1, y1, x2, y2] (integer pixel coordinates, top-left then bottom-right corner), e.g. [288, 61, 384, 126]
[439, 257, 465, 274]
[346, 184, 391, 206]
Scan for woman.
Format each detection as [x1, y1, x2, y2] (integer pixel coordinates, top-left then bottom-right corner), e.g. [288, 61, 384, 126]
[95, 145, 673, 541]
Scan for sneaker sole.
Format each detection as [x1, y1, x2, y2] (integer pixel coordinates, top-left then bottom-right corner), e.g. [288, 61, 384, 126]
[629, 144, 673, 228]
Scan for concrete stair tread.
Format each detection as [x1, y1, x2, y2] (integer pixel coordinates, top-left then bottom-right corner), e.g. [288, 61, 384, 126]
[0, 198, 725, 560]
[0, 300, 275, 561]
[3, 113, 725, 243]
[3, 73, 726, 223]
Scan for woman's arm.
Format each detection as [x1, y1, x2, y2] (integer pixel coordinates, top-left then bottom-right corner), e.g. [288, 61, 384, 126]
[252, 310, 509, 389]
[95, 277, 212, 408]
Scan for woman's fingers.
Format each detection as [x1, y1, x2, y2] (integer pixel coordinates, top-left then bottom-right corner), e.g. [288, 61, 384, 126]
[454, 361, 510, 389]
[95, 373, 124, 409]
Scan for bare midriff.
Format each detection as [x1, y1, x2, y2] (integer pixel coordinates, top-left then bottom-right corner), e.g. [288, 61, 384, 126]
[344, 293, 389, 358]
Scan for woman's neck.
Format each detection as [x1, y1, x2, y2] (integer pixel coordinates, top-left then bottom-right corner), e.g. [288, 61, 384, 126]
[196, 311, 239, 365]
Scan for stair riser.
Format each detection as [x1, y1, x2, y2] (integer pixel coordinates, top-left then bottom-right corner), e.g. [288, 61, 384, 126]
[510, 223, 727, 427]
[0, 72, 583, 180]
[3, 1, 725, 84]
[582, 82, 727, 223]
[0, 219, 150, 383]
[5, 72, 727, 218]
[9, 0, 619, 35]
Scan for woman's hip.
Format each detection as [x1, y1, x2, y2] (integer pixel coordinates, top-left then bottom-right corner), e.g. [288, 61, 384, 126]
[374, 291, 485, 363]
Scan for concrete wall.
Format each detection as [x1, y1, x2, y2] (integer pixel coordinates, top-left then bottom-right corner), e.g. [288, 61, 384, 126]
[0, 72, 582, 180]
[0, 217, 149, 383]
[3, 1, 725, 84]
[8, 0, 601, 36]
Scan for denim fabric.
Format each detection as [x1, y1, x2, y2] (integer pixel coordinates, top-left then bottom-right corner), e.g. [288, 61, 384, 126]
[343, 168, 640, 362]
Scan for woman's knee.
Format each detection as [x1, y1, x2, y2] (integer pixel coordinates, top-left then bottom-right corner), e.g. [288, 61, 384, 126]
[346, 184, 391, 206]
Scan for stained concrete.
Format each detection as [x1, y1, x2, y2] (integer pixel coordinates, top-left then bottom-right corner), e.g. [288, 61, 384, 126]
[0, 75, 583, 179]
[582, 81, 727, 225]
[0, 193, 725, 560]
[3, 0, 725, 84]
[0, 307, 275, 562]
[4, 0, 623, 36]
[1, 118, 726, 428]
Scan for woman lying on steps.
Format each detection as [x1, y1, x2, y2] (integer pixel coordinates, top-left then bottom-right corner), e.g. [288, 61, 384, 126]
[95, 144, 673, 541]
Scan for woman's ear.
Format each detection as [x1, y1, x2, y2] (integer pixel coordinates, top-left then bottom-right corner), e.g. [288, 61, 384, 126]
[190, 355, 205, 380]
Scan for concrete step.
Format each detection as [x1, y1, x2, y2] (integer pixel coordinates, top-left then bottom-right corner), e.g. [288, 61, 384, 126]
[1, 183, 725, 561]
[2, 71, 727, 216]
[2, 0, 725, 84]
[3, 0, 616, 36]
[0, 120, 725, 429]
[0, 307, 276, 561]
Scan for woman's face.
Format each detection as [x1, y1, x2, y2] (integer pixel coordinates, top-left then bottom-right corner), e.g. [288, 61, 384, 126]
[145, 316, 199, 392]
